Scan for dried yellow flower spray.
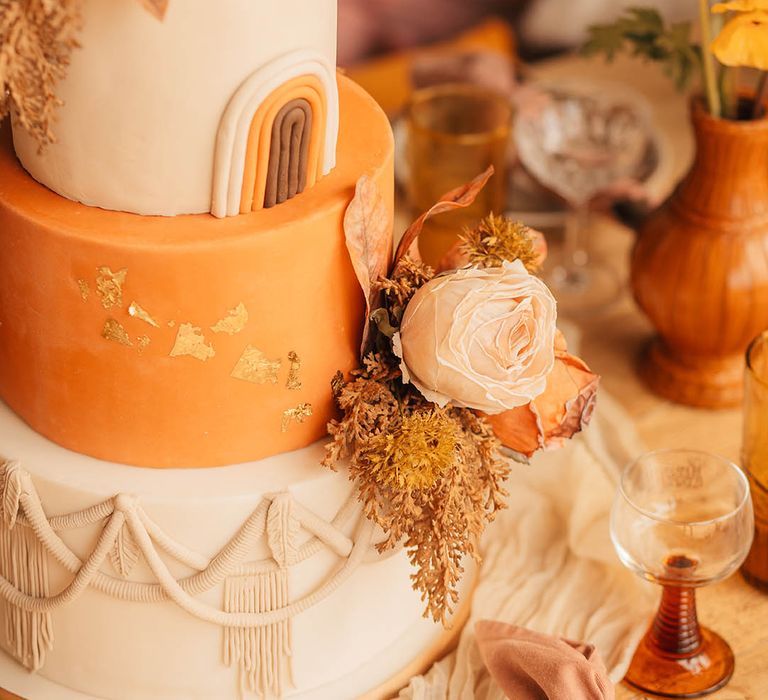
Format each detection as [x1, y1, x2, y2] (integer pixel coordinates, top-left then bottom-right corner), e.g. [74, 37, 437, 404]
[364, 411, 458, 491]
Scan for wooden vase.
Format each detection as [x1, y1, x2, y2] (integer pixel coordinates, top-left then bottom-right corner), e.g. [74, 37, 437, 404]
[632, 98, 768, 408]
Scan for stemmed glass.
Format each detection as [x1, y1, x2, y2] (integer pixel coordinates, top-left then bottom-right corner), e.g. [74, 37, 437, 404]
[514, 86, 654, 313]
[611, 449, 754, 697]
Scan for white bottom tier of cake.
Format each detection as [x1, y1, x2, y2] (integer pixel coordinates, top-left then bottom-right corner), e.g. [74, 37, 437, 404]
[0, 401, 468, 700]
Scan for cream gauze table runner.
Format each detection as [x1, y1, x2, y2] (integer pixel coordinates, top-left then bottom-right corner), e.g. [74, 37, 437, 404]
[400, 389, 655, 699]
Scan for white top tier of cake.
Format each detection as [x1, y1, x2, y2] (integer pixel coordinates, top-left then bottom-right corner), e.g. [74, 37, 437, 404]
[11, 0, 338, 217]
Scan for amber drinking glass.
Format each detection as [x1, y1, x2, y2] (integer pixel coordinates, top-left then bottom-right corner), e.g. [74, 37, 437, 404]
[742, 330, 768, 590]
[405, 84, 513, 267]
[611, 450, 753, 697]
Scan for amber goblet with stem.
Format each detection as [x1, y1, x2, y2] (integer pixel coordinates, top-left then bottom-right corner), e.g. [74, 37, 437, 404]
[611, 449, 753, 697]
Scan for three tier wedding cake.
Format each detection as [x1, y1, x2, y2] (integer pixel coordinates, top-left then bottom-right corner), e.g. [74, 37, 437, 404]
[0, 2, 598, 698]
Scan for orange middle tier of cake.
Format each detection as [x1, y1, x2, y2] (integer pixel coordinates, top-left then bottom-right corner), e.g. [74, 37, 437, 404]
[0, 76, 394, 468]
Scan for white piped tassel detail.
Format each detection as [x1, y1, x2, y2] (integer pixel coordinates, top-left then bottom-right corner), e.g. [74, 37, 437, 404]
[223, 569, 293, 697]
[223, 493, 297, 697]
[0, 460, 53, 671]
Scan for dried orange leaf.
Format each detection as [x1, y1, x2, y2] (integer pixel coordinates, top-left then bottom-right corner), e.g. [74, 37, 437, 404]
[137, 0, 169, 20]
[486, 331, 600, 457]
[393, 166, 495, 265]
[344, 175, 393, 355]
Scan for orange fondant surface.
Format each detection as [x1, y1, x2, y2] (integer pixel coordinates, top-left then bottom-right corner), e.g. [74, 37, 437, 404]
[240, 74, 328, 213]
[0, 76, 394, 468]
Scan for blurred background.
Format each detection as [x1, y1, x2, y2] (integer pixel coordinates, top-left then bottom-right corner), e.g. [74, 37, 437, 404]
[338, 0, 693, 65]
[336, 0, 695, 317]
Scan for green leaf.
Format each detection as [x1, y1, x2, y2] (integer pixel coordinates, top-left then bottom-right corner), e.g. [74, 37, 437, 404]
[370, 308, 398, 339]
[500, 446, 531, 465]
[581, 8, 699, 92]
[668, 20, 694, 48]
[626, 7, 665, 34]
[583, 23, 627, 60]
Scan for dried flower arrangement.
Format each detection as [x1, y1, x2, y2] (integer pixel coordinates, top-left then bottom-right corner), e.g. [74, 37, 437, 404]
[0, 0, 168, 148]
[0, 0, 82, 148]
[325, 169, 599, 624]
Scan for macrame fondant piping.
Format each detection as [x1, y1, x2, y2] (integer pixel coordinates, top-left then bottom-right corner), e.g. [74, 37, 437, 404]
[0, 458, 379, 687]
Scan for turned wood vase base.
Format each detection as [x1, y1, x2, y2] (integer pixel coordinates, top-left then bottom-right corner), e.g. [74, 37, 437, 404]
[639, 339, 744, 409]
[632, 98, 768, 410]
[625, 625, 735, 698]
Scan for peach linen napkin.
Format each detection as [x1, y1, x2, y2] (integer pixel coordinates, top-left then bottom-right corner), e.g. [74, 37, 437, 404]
[474, 620, 614, 700]
[398, 367, 655, 700]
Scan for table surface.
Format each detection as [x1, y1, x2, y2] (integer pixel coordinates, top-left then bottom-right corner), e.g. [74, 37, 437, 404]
[530, 55, 768, 700]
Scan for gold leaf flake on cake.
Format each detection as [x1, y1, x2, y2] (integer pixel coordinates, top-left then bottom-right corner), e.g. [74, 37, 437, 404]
[102, 318, 133, 347]
[281, 403, 313, 433]
[286, 351, 302, 391]
[77, 280, 90, 301]
[137, 335, 151, 354]
[96, 267, 127, 310]
[169, 323, 215, 361]
[210, 303, 249, 335]
[231, 345, 281, 384]
[128, 301, 160, 328]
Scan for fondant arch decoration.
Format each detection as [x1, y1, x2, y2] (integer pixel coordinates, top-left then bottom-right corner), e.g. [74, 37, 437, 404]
[239, 75, 327, 212]
[211, 51, 339, 218]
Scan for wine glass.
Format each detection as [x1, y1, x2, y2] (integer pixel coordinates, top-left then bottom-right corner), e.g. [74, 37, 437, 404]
[514, 85, 654, 313]
[611, 449, 754, 697]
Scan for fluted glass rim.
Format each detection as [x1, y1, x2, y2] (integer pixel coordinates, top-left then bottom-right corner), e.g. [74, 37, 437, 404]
[513, 79, 655, 130]
[406, 83, 513, 145]
[618, 448, 751, 528]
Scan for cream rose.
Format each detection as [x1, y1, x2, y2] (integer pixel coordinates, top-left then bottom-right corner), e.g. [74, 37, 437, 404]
[395, 260, 557, 414]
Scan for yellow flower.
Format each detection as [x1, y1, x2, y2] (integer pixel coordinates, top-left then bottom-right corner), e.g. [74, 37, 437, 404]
[712, 11, 768, 69]
[365, 411, 458, 491]
[713, 1, 768, 12]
